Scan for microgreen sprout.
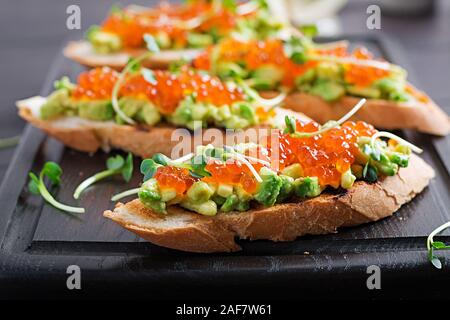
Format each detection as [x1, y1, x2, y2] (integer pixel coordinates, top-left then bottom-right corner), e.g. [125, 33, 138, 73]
[370, 131, 423, 154]
[111, 34, 160, 124]
[288, 98, 367, 138]
[111, 187, 141, 202]
[237, 79, 287, 108]
[28, 162, 85, 214]
[73, 153, 133, 199]
[427, 221, 450, 269]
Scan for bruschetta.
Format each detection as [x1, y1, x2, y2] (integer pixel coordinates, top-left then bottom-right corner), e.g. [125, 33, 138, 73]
[192, 37, 450, 135]
[64, 0, 283, 69]
[104, 113, 434, 252]
[17, 66, 308, 158]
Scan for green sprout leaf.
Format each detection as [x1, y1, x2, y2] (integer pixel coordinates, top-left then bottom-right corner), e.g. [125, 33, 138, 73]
[299, 24, 318, 38]
[106, 155, 125, 171]
[73, 153, 134, 199]
[28, 172, 40, 195]
[427, 221, 450, 269]
[141, 159, 162, 182]
[431, 256, 442, 269]
[41, 161, 62, 185]
[190, 155, 211, 178]
[152, 153, 171, 166]
[284, 115, 297, 134]
[28, 162, 85, 214]
[144, 34, 160, 53]
[142, 68, 157, 85]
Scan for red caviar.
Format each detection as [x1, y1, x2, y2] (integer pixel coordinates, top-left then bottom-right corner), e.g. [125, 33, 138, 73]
[344, 47, 390, 87]
[100, 1, 251, 49]
[154, 166, 197, 195]
[151, 121, 377, 194]
[72, 67, 118, 101]
[71, 67, 245, 114]
[194, 39, 392, 88]
[270, 120, 377, 187]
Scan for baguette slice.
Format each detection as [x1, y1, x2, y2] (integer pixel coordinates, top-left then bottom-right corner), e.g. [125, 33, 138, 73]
[17, 96, 310, 158]
[63, 41, 200, 69]
[104, 154, 434, 253]
[262, 90, 450, 136]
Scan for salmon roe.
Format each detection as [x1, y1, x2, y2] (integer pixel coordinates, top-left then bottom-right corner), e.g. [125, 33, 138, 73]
[71, 67, 245, 114]
[100, 1, 248, 49]
[344, 47, 390, 87]
[269, 120, 378, 187]
[194, 40, 391, 88]
[121, 68, 245, 114]
[150, 120, 377, 194]
[72, 67, 118, 101]
[154, 166, 197, 195]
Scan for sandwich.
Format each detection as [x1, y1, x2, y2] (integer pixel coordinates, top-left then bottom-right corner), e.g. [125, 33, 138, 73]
[17, 64, 307, 158]
[192, 37, 450, 135]
[104, 110, 435, 252]
[64, 0, 283, 69]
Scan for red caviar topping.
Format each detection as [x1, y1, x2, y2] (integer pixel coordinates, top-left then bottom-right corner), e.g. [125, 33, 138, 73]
[154, 166, 197, 195]
[271, 120, 377, 187]
[71, 67, 245, 114]
[100, 1, 251, 49]
[344, 47, 390, 87]
[72, 67, 118, 101]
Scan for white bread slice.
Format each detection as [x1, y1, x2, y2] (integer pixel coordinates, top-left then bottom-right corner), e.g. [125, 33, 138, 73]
[16, 96, 311, 158]
[63, 41, 200, 69]
[104, 154, 434, 253]
[261, 90, 450, 136]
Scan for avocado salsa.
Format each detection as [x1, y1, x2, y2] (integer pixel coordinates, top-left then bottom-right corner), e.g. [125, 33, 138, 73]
[193, 36, 430, 104]
[137, 117, 414, 216]
[40, 66, 276, 130]
[87, 0, 282, 54]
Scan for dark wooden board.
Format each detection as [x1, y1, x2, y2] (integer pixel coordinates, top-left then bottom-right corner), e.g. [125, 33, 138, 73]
[0, 35, 449, 299]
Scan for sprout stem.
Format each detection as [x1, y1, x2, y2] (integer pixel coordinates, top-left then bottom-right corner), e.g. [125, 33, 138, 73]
[73, 169, 117, 199]
[111, 188, 140, 201]
[0, 135, 21, 149]
[39, 175, 85, 213]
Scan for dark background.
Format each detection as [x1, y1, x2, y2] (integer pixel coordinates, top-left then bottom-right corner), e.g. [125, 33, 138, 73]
[0, 0, 449, 180]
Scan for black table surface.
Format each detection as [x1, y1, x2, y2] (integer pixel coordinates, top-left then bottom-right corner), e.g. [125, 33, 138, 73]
[0, 0, 449, 300]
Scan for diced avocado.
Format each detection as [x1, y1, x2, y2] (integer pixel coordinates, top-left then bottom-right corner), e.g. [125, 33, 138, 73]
[223, 115, 250, 129]
[346, 85, 381, 99]
[295, 69, 316, 87]
[40, 89, 72, 120]
[254, 167, 283, 206]
[215, 62, 248, 79]
[87, 26, 122, 53]
[154, 31, 172, 49]
[316, 62, 342, 81]
[251, 65, 284, 89]
[211, 194, 226, 206]
[372, 161, 398, 176]
[78, 100, 114, 121]
[277, 175, 294, 203]
[191, 104, 210, 121]
[187, 33, 214, 48]
[160, 188, 177, 202]
[186, 181, 214, 203]
[181, 199, 217, 216]
[281, 163, 304, 179]
[340, 169, 356, 189]
[220, 194, 239, 212]
[388, 152, 409, 168]
[217, 184, 234, 198]
[232, 102, 256, 124]
[115, 97, 143, 124]
[138, 180, 166, 214]
[308, 80, 345, 102]
[136, 102, 161, 125]
[294, 176, 321, 198]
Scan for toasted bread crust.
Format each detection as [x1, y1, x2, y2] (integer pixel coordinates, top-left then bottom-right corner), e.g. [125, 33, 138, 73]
[17, 96, 310, 158]
[104, 154, 434, 253]
[261, 91, 450, 136]
[63, 41, 200, 69]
